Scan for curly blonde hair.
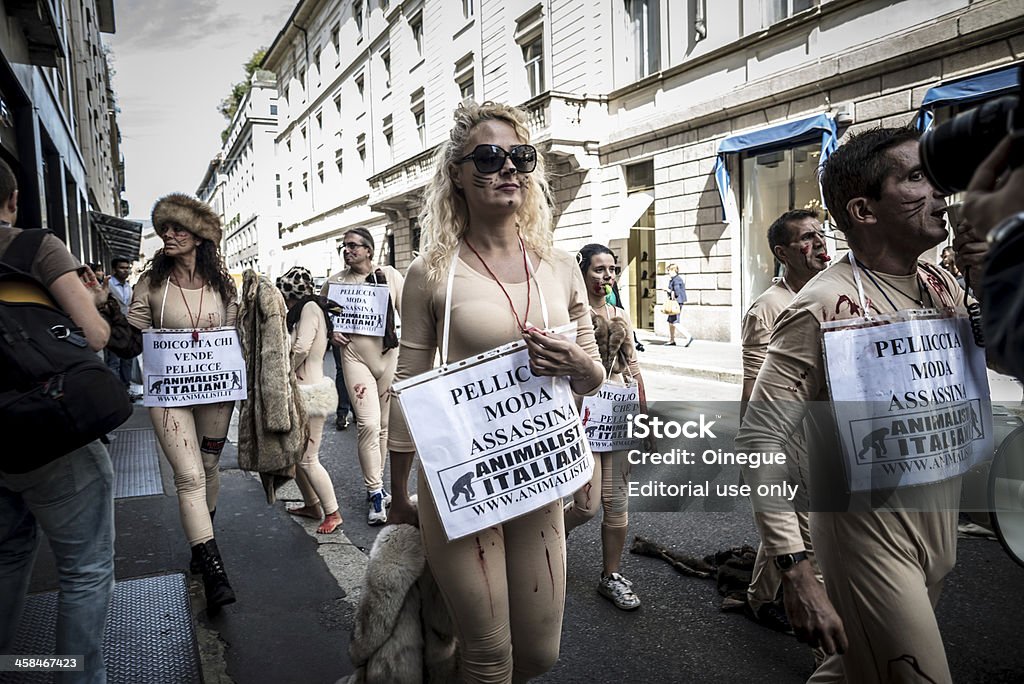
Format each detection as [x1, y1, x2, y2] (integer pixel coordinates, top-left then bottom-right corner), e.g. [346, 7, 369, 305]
[419, 101, 553, 283]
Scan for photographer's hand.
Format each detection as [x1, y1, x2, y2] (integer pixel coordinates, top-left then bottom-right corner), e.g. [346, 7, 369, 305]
[963, 134, 1024, 238]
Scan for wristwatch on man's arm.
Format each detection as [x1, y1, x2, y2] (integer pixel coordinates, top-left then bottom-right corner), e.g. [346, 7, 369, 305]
[774, 551, 809, 572]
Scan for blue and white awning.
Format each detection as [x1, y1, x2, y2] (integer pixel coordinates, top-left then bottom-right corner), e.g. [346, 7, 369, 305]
[913, 64, 1020, 131]
[713, 112, 838, 224]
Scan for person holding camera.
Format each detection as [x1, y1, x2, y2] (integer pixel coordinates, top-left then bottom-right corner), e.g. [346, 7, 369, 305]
[953, 134, 1024, 382]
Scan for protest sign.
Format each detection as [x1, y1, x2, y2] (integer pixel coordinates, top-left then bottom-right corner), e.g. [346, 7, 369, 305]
[142, 328, 247, 407]
[326, 282, 390, 336]
[393, 326, 593, 540]
[581, 383, 641, 452]
[822, 312, 992, 492]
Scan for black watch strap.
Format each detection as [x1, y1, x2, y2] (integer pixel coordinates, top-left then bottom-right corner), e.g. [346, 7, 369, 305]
[774, 551, 809, 572]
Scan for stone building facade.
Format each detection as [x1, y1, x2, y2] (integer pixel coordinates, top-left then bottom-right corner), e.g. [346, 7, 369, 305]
[0, 0, 137, 265]
[197, 71, 281, 275]
[261, 0, 1022, 340]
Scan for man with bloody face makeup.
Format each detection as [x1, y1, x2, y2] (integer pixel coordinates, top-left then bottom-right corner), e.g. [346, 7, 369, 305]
[737, 127, 968, 684]
[740, 209, 829, 637]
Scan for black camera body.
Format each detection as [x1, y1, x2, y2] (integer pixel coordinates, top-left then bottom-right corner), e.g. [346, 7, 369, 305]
[920, 64, 1023, 195]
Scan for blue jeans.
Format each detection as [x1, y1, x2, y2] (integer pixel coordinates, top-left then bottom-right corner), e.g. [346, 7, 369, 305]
[0, 441, 115, 684]
[104, 351, 133, 389]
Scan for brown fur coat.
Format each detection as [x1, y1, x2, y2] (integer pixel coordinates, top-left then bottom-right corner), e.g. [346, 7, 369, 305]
[236, 270, 308, 502]
[592, 313, 633, 377]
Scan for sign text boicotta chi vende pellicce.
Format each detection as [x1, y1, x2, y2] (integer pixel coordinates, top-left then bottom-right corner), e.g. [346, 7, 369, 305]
[823, 312, 992, 492]
[326, 282, 390, 337]
[142, 328, 248, 407]
[394, 328, 594, 540]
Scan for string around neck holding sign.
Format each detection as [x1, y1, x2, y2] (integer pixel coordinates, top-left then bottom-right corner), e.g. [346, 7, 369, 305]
[174, 277, 204, 342]
[463, 235, 533, 332]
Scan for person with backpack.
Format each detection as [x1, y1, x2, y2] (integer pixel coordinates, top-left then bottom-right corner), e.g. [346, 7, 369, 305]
[0, 157, 122, 683]
[126, 193, 239, 613]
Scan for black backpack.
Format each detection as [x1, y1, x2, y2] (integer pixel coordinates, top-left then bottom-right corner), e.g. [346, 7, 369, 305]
[0, 229, 132, 472]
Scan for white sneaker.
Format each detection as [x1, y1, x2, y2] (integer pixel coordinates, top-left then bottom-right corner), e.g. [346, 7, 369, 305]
[367, 490, 388, 525]
[597, 572, 641, 610]
[381, 489, 392, 507]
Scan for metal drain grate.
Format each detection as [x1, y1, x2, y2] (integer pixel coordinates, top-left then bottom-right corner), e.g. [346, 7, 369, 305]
[108, 428, 163, 499]
[0, 573, 201, 684]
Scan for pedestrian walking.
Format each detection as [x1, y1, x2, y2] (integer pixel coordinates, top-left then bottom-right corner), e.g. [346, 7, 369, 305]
[127, 193, 238, 613]
[564, 242, 647, 610]
[277, 266, 343, 534]
[664, 263, 693, 346]
[0, 157, 118, 683]
[737, 127, 977, 682]
[321, 228, 403, 525]
[387, 101, 604, 682]
[105, 257, 136, 394]
[739, 210, 833, 657]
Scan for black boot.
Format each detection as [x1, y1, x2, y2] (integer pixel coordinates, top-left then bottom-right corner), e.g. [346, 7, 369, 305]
[195, 538, 236, 613]
[189, 509, 217, 574]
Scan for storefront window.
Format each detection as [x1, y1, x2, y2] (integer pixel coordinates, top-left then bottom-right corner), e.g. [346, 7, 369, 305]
[740, 141, 822, 309]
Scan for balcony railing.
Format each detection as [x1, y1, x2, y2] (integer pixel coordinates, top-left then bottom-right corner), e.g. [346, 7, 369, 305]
[368, 146, 439, 210]
[522, 91, 607, 146]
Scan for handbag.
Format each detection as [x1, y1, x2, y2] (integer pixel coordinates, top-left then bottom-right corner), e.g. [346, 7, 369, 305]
[662, 299, 681, 316]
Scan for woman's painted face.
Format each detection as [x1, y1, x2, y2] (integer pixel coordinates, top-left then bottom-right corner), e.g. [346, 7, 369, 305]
[586, 253, 616, 297]
[451, 119, 528, 217]
[160, 223, 201, 258]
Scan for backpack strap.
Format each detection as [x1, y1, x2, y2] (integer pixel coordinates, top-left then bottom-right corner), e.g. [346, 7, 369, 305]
[1, 229, 52, 276]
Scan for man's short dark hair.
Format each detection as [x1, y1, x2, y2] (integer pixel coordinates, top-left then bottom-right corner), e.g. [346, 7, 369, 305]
[0, 157, 17, 203]
[111, 257, 130, 270]
[767, 209, 820, 251]
[820, 126, 921, 234]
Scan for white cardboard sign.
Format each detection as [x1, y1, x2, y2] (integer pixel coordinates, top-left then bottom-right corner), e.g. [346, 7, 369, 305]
[822, 313, 992, 492]
[326, 282, 390, 337]
[142, 328, 247, 407]
[581, 383, 641, 452]
[393, 326, 594, 540]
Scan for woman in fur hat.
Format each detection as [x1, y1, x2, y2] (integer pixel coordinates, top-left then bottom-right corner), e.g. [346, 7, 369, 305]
[126, 193, 238, 613]
[319, 227, 403, 526]
[564, 243, 648, 610]
[387, 102, 605, 683]
[277, 266, 343, 534]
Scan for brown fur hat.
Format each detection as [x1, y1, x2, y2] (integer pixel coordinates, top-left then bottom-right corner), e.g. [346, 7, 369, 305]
[151, 193, 222, 244]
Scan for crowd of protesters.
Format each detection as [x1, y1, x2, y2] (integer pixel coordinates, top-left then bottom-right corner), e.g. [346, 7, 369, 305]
[1, 95, 1022, 684]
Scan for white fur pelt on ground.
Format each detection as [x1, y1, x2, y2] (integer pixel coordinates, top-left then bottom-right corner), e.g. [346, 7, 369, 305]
[298, 376, 339, 418]
[337, 524, 460, 684]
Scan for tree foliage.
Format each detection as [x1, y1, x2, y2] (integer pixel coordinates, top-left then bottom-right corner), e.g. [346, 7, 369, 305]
[218, 47, 267, 141]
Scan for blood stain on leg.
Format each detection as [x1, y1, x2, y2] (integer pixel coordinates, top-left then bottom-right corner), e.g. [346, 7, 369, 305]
[476, 536, 495, 617]
[544, 546, 555, 594]
[354, 384, 367, 400]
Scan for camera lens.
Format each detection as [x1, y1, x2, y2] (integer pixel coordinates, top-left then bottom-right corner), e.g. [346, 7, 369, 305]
[920, 95, 1018, 195]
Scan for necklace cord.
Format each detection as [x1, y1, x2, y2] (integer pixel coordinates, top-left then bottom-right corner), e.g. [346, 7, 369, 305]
[463, 237, 532, 331]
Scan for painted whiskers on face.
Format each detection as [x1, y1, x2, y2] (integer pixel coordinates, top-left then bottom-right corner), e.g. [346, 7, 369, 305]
[900, 196, 928, 220]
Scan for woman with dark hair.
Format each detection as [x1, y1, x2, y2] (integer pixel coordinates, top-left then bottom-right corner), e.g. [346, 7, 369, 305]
[387, 102, 605, 682]
[320, 227, 403, 525]
[565, 243, 647, 610]
[277, 266, 343, 534]
[127, 193, 238, 613]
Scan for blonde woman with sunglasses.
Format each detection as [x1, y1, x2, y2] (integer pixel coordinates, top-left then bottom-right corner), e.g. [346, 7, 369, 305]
[387, 102, 604, 683]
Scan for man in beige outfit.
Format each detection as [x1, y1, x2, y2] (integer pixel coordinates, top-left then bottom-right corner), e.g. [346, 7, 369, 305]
[740, 209, 829, 633]
[737, 127, 969, 684]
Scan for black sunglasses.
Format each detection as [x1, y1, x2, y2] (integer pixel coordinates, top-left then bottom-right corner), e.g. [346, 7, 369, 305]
[457, 144, 537, 174]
